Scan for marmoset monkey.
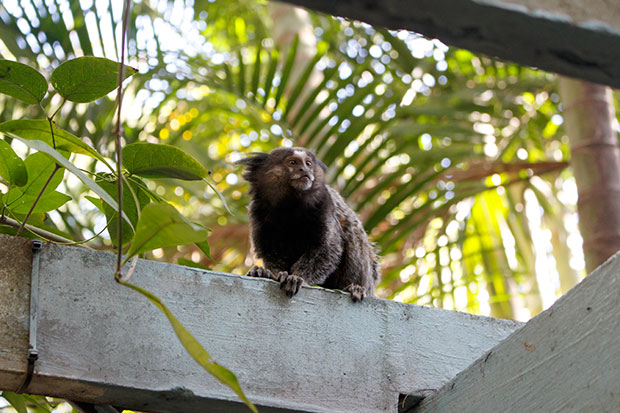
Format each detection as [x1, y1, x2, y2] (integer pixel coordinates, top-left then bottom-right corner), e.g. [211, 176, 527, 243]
[236, 147, 380, 301]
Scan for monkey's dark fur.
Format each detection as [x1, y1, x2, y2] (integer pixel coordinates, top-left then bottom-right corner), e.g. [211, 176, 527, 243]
[236, 147, 380, 301]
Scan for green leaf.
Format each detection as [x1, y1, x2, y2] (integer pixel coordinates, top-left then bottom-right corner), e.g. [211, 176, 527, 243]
[0, 119, 111, 167]
[0, 139, 27, 186]
[261, 49, 279, 106]
[97, 175, 151, 247]
[7, 137, 131, 227]
[177, 257, 209, 270]
[7, 190, 71, 214]
[0, 60, 47, 104]
[204, 177, 233, 215]
[125, 203, 209, 258]
[85, 195, 105, 214]
[196, 240, 214, 262]
[119, 280, 257, 413]
[122, 142, 209, 180]
[237, 48, 246, 96]
[273, 35, 299, 110]
[250, 44, 262, 100]
[19, 152, 63, 194]
[1, 391, 28, 413]
[3, 152, 69, 214]
[282, 50, 324, 121]
[296, 75, 341, 142]
[289, 65, 338, 129]
[50, 56, 137, 103]
[223, 63, 234, 93]
[21, 394, 53, 413]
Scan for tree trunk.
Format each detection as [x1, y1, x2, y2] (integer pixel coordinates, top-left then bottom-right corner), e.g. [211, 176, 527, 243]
[558, 77, 620, 272]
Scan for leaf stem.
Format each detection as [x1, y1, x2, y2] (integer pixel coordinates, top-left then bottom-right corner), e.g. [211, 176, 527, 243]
[46, 96, 66, 149]
[16, 164, 61, 236]
[47, 116, 57, 148]
[114, 0, 133, 280]
[49, 97, 66, 121]
[14, 104, 65, 234]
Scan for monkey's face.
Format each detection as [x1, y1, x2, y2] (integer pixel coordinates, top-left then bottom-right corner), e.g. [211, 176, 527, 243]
[283, 149, 317, 191]
[237, 147, 327, 203]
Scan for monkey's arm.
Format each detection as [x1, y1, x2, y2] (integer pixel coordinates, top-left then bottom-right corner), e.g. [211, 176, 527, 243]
[246, 214, 288, 281]
[336, 227, 378, 301]
[280, 217, 344, 297]
[328, 186, 380, 301]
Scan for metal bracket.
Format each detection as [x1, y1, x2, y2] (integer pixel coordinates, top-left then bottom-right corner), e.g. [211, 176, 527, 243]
[16, 239, 43, 393]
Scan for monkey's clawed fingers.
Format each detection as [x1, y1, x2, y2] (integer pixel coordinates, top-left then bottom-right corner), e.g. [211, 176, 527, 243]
[246, 265, 279, 281]
[279, 273, 304, 297]
[344, 284, 366, 302]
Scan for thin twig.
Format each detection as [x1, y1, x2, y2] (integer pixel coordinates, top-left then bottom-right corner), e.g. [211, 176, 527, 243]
[114, 0, 133, 280]
[16, 164, 61, 236]
[47, 97, 66, 150]
[16, 103, 64, 232]
[47, 116, 57, 148]
[2, 215, 75, 244]
[48, 96, 66, 121]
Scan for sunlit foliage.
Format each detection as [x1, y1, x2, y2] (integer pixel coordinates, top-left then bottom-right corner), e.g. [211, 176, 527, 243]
[0, 0, 603, 323]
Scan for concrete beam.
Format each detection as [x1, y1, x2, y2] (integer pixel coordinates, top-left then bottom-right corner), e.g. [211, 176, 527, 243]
[414, 251, 620, 412]
[0, 234, 521, 412]
[277, 0, 620, 88]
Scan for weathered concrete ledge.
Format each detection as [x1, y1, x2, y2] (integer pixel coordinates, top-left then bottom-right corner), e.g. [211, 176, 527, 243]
[415, 250, 620, 412]
[279, 0, 620, 88]
[0, 234, 521, 412]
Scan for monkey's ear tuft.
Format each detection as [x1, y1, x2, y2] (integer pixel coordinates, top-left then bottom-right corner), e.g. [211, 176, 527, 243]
[235, 152, 269, 167]
[317, 159, 328, 172]
[235, 152, 269, 182]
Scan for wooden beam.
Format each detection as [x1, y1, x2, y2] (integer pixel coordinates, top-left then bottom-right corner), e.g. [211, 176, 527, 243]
[414, 251, 620, 412]
[0, 235, 521, 412]
[0, 236, 32, 388]
[277, 0, 620, 88]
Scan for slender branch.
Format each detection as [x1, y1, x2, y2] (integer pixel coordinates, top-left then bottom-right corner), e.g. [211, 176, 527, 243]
[15, 98, 65, 232]
[114, 0, 133, 280]
[49, 96, 66, 120]
[47, 116, 57, 148]
[2, 215, 74, 244]
[44, 96, 67, 149]
[16, 164, 61, 236]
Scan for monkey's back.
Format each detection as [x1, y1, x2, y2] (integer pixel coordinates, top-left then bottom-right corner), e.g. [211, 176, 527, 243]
[322, 186, 381, 293]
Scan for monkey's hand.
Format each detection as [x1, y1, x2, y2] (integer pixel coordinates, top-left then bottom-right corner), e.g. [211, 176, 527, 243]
[279, 272, 304, 297]
[246, 265, 280, 281]
[344, 284, 366, 302]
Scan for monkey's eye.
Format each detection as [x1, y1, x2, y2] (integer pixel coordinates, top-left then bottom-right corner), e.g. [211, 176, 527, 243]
[288, 159, 297, 166]
[305, 160, 312, 167]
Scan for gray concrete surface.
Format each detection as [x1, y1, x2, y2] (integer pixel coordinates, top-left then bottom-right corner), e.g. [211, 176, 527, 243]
[415, 251, 620, 412]
[0, 235, 521, 412]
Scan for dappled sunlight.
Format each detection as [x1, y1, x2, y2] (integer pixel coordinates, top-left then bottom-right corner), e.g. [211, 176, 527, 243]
[0, 0, 600, 322]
